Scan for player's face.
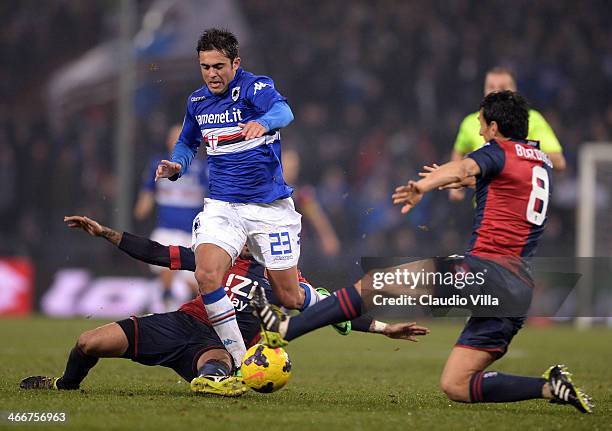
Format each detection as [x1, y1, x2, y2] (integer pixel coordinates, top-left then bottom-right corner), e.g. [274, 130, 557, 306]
[199, 50, 241, 95]
[484, 72, 516, 95]
[478, 110, 497, 141]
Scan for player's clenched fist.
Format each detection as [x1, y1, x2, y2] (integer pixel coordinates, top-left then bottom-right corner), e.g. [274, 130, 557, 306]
[155, 160, 182, 182]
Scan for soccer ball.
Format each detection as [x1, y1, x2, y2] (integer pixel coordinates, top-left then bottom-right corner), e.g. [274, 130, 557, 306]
[241, 344, 291, 393]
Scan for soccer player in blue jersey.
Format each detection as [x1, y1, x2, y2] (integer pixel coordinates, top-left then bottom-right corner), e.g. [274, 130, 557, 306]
[254, 91, 592, 414]
[155, 29, 327, 369]
[134, 124, 208, 309]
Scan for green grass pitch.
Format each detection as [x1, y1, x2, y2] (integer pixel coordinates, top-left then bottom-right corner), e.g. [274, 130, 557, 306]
[1, 317, 610, 430]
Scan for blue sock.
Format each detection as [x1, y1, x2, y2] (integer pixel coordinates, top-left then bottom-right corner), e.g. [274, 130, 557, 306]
[201, 286, 227, 306]
[286, 286, 362, 341]
[298, 282, 321, 311]
[197, 359, 231, 377]
[469, 371, 546, 402]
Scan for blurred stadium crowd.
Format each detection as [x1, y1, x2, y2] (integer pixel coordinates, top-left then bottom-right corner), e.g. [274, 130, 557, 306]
[1, 0, 611, 294]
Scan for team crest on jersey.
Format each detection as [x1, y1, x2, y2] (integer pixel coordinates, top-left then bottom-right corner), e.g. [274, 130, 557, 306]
[207, 134, 219, 150]
[231, 86, 240, 101]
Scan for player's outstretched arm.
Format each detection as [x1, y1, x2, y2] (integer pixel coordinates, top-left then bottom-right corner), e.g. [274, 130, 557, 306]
[418, 164, 476, 190]
[351, 315, 429, 342]
[64, 215, 195, 271]
[379, 321, 429, 342]
[392, 158, 481, 214]
[448, 150, 468, 201]
[64, 215, 122, 245]
[118, 233, 195, 271]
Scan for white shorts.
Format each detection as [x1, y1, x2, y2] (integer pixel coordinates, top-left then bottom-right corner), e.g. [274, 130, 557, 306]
[149, 228, 197, 284]
[192, 197, 302, 270]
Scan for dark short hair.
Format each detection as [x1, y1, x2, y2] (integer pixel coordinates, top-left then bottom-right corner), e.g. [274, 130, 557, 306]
[479, 90, 529, 139]
[196, 28, 239, 61]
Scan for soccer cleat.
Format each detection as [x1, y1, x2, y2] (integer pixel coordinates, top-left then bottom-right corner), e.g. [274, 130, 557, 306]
[259, 328, 289, 348]
[315, 287, 352, 336]
[190, 375, 247, 397]
[543, 364, 593, 414]
[20, 376, 59, 390]
[251, 285, 288, 348]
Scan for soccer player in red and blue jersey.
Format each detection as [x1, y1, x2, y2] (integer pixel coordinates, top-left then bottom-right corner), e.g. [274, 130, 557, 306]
[254, 91, 592, 413]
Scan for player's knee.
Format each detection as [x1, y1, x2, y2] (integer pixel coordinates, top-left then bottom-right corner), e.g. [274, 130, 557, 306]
[194, 267, 222, 292]
[439, 375, 470, 402]
[77, 331, 99, 356]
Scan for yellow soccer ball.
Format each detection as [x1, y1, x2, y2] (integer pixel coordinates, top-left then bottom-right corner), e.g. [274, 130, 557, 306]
[241, 344, 291, 393]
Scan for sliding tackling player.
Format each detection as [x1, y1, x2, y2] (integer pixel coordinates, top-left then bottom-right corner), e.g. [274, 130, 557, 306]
[20, 216, 428, 397]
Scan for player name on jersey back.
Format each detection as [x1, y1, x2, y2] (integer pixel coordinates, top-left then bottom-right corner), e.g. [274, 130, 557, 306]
[514, 143, 553, 168]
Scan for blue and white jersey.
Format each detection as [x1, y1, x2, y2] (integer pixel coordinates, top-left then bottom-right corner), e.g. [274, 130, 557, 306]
[142, 155, 208, 232]
[173, 68, 293, 203]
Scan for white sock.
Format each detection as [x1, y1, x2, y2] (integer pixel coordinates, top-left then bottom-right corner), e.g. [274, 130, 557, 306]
[298, 282, 325, 311]
[202, 287, 246, 368]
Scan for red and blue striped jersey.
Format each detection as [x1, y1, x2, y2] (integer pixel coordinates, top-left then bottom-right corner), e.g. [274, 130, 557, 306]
[466, 138, 553, 267]
[179, 256, 310, 329]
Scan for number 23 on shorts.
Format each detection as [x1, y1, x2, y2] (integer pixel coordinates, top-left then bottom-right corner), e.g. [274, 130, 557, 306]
[269, 232, 292, 255]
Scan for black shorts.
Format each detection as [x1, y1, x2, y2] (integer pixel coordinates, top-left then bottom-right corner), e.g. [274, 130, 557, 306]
[116, 311, 224, 382]
[436, 255, 532, 358]
[456, 316, 525, 358]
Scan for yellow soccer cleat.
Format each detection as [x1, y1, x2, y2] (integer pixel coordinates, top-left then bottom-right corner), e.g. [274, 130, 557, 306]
[190, 375, 247, 397]
[20, 376, 59, 390]
[259, 329, 288, 348]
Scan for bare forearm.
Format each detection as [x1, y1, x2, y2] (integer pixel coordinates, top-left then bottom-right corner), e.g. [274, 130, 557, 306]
[100, 226, 123, 246]
[416, 161, 468, 193]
